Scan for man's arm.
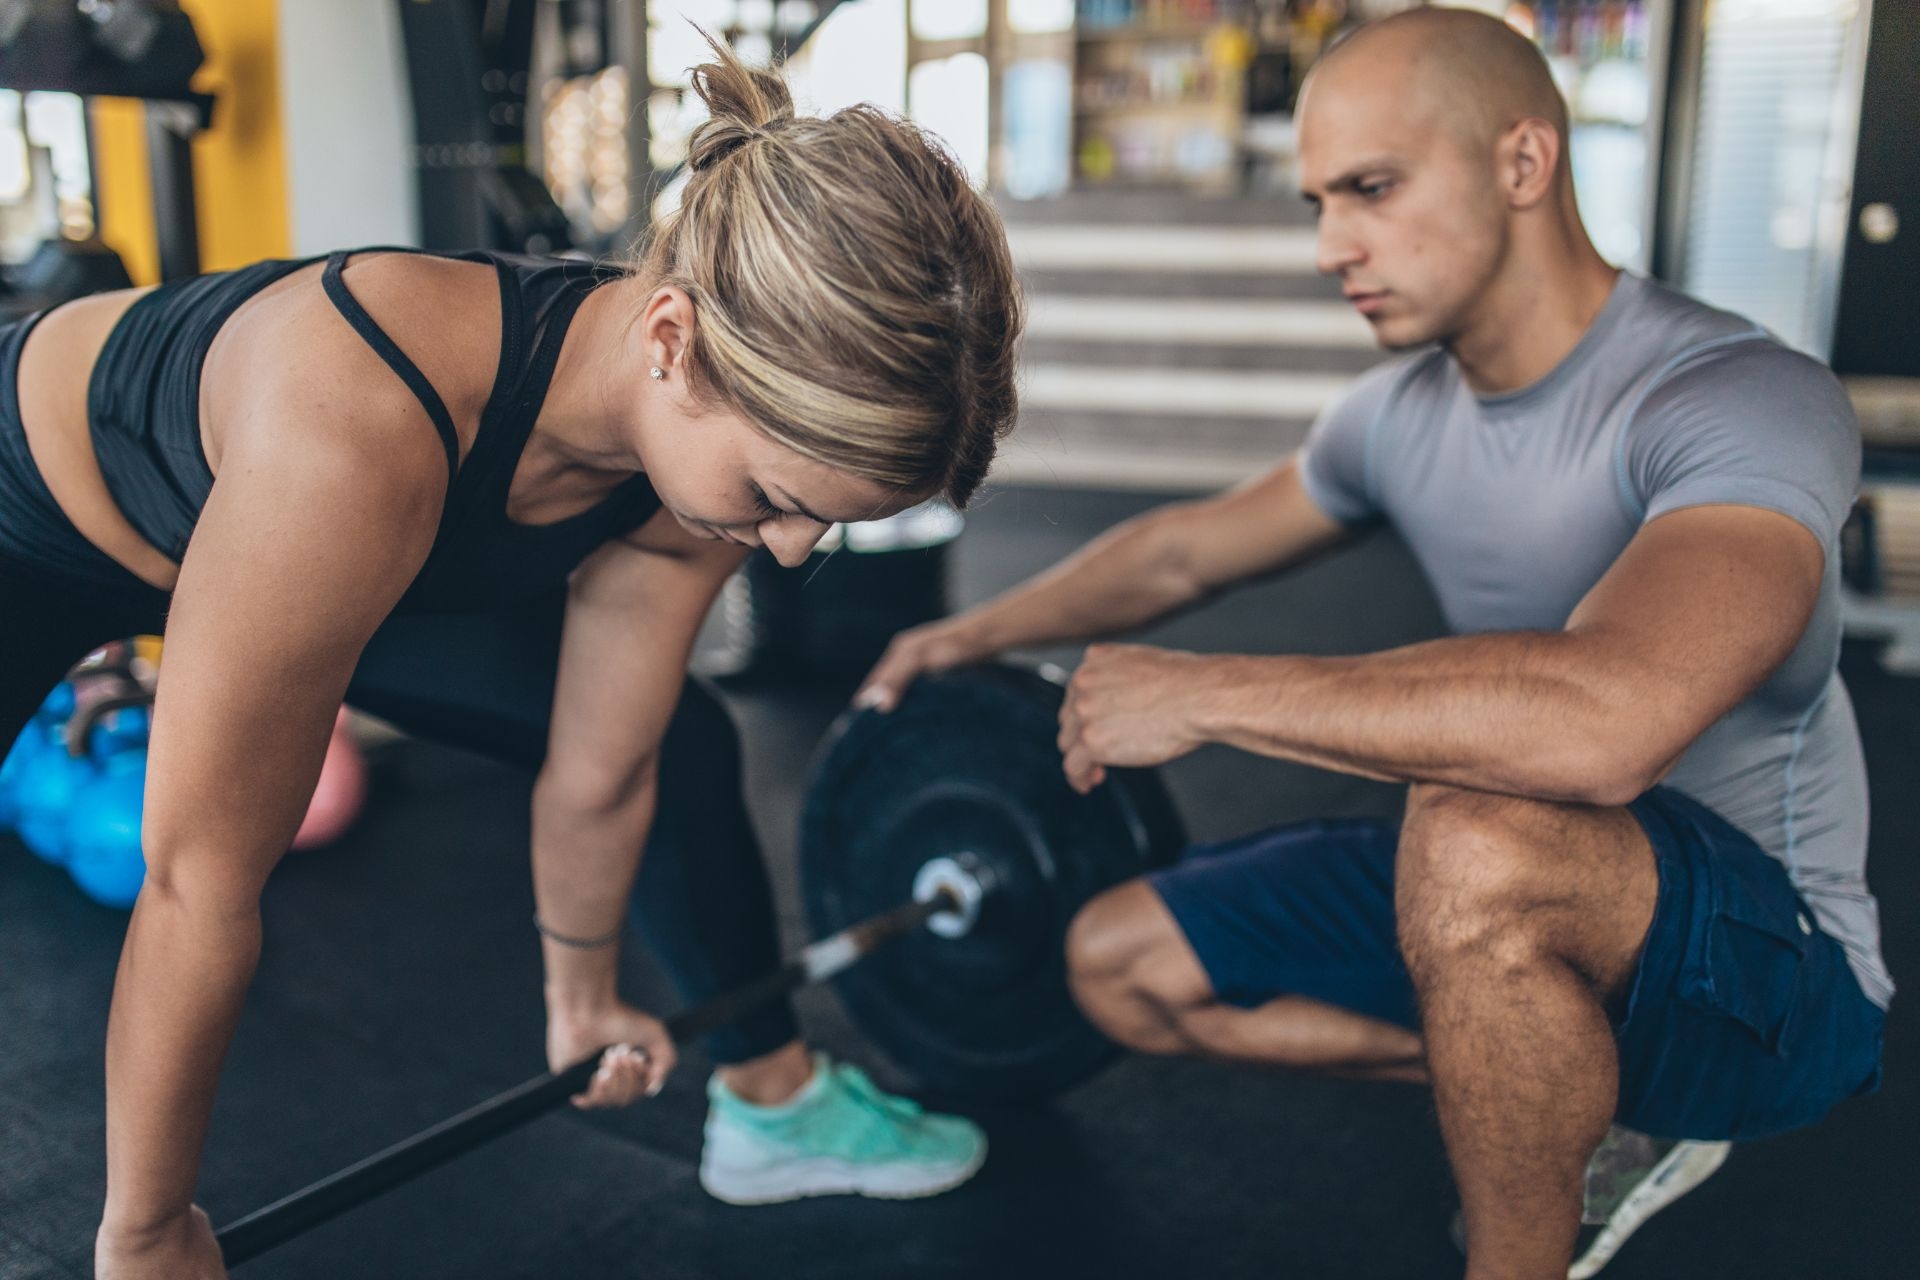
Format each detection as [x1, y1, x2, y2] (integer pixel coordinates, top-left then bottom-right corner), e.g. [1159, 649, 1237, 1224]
[1062, 504, 1823, 805]
[860, 460, 1352, 708]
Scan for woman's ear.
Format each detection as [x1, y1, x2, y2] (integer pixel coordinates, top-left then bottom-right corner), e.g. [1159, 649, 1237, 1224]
[639, 286, 697, 377]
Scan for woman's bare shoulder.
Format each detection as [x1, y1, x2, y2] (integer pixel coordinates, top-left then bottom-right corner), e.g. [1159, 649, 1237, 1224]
[202, 252, 504, 477]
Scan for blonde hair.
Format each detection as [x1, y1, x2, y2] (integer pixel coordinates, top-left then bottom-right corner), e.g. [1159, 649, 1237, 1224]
[629, 35, 1023, 508]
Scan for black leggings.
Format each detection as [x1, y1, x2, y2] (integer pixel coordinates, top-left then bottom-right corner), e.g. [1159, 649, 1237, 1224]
[0, 551, 797, 1065]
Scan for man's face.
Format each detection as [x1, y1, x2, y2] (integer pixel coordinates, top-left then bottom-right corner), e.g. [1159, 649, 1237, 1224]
[1297, 73, 1507, 351]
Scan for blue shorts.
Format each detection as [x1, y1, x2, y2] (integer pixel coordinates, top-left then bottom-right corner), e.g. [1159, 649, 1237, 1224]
[1148, 788, 1886, 1141]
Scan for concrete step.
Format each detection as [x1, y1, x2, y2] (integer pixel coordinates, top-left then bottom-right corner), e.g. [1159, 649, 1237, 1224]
[997, 190, 1316, 229]
[1022, 364, 1352, 419]
[1023, 339, 1382, 375]
[1026, 295, 1373, 351]
[1007, 222, 1320, 274]
[994, 198, 1366, 493]
[1022, 268, 1341, 301]
[1000, 409, 1314, 491]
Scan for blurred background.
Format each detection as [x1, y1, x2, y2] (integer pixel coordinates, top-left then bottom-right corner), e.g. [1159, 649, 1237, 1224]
[2, 0, 1908, 652]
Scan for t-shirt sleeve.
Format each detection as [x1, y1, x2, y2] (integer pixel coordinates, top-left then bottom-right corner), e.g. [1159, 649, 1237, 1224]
[1296, 358, 1404, 525]
[1621, 340, 1861, 548]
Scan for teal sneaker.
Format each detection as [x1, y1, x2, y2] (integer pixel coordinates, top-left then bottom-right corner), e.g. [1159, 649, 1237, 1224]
[698, 1055, 986, 1205]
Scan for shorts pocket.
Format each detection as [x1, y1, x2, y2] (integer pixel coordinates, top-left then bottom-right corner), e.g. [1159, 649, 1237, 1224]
[1677, 848, 1809, 1055]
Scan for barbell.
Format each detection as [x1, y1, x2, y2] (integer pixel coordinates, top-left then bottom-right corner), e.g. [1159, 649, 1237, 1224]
[214, 662, 1188, 1266]
[801, 661, 1187, 1099]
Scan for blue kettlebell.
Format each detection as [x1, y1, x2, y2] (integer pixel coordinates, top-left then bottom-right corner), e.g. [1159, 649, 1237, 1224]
[66, 748, 148, 909]
[85, 703, 152, 759]
[0, 725, 38, 829]
[11, 727, 94, 866]
[1, 683, 79, 833]
[39, 682, 76, 723]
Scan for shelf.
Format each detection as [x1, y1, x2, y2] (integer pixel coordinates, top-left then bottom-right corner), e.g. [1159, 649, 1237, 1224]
[1077, 23, 1222, 42]
[1076, 99, 1232, 117]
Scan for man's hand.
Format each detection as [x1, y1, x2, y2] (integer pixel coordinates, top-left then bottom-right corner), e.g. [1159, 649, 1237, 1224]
[856, 618, 996, 713]
[1059, 644, 1217, 793]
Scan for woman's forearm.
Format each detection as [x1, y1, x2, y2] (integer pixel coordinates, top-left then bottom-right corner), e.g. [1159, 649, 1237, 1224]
[529, 771, 659, 1016]
[101, 880, 263, 1240]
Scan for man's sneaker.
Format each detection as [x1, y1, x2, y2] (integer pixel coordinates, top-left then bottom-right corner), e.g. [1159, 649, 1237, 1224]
[1446, 1127, 1732, 1277]
[698, 1054, 986, 1205]
[1569, 1128, 1730, 1278]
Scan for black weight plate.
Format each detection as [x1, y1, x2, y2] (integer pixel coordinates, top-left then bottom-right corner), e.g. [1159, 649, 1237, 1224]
[800, 663, 1187, 1101]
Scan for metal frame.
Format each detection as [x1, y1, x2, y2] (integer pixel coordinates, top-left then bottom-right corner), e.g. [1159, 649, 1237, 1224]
[615, 0, 651, 250]
[1650, 0, 1706, 285]
[1652, 0, 1880, 359]
[1811, 0, 1877, 365]
[144, 100, 200, 281]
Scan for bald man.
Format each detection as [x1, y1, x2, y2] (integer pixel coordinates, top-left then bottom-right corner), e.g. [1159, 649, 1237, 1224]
[859, 7, 1888, 1279]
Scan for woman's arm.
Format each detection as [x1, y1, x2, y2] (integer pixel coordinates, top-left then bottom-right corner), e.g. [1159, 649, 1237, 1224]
[533, 512, 748, 1104]
[97, 351, 447, 1277]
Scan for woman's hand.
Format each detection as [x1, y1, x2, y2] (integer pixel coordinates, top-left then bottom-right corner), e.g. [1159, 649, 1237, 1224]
[95, 1206, 226, 1280]
[546, 1001, 677, 1108]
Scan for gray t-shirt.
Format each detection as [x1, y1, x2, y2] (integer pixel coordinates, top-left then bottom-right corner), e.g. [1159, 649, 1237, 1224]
[1299, 271, 1891, 1008]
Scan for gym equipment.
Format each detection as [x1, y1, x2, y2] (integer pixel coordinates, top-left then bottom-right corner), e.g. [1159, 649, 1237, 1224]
[2, 627, 362, 880]
[65, 747, 146, 907]
[291, 708, 369, 851]
[211, 661, 1188, 1267]
[0, 682, 70, 828]
[0, 1, 210, 111]
[1, 237, 135, 308]
[801, 663, 1187, 1099]
[0, 1, 212, 283]
[215, 887, 979, 1267]
[7, 687, 90, 865]
[397, 0, 574, 255]
[1, 683, 150, 883]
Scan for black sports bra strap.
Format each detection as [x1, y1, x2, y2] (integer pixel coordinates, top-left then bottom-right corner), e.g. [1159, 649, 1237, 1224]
[320, 251, 461, 482]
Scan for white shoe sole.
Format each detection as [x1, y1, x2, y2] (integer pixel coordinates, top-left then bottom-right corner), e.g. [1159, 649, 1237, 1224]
[1568, 1139, 1731, 1279]
[699, 1141, 988, 1207]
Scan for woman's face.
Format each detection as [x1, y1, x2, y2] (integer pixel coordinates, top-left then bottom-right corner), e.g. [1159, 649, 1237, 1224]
[624, 285, 926, 566]
[640, 393, 917, 568]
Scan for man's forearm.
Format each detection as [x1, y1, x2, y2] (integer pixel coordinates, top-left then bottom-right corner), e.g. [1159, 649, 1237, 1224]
[963, 512, 1209, 652]
[1190, 632, 1653, 804]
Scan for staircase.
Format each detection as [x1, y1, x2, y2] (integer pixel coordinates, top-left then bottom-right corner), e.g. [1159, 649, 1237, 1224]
[995, 190, 1387, 493]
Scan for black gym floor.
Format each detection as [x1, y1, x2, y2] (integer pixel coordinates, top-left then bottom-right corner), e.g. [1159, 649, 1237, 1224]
[3, 486, 1912, 1278]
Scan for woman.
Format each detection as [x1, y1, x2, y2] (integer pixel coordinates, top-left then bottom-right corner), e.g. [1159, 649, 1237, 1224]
[0, 39, 1021, 1279]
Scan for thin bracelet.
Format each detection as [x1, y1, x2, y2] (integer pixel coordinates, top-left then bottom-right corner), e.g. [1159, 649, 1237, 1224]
[532, 914, 625, 950]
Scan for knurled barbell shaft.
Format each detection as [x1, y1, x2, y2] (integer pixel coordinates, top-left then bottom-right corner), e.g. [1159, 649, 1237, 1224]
[216, 889, 960, 1268]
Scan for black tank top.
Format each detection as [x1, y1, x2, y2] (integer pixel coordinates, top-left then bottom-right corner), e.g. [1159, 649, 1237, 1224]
[87, 246, 662, 613]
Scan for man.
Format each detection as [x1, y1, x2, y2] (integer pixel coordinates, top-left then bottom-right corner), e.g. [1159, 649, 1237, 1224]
[858, 8, 1889, 1279]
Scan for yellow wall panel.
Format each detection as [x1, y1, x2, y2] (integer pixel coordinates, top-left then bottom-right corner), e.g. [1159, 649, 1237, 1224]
[88, 0, 288, 284]
[181, 0, 288, 270]
[89, 96, 157, 286]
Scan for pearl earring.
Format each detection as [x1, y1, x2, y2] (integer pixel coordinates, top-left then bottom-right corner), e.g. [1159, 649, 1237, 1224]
[650, 366, 666, 381]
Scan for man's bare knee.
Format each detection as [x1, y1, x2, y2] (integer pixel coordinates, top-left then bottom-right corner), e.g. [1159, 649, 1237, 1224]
[1396, 785, 1655, 1000]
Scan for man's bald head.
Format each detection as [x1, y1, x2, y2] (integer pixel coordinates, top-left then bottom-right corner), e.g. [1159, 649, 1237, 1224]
[1294, 6, 1604, 354]
[1304, 6, 1569, 173]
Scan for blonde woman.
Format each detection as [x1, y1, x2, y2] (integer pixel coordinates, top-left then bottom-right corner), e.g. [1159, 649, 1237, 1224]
[0, 39, 1021, 1280]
